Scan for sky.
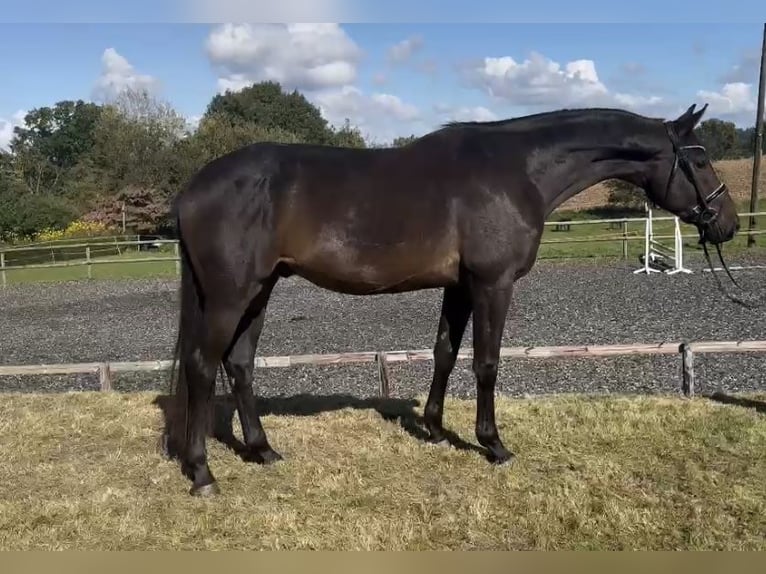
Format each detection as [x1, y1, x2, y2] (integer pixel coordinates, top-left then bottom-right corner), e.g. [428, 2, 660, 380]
[1, 20, 765, 149]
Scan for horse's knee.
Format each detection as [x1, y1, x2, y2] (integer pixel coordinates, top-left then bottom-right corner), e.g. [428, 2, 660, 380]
[433, 339, 457, 371]
[473, 360, 498, 384]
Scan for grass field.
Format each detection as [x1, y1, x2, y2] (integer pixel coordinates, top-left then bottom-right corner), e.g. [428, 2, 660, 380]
[2, 181, 765, 285]
[0, 391, 765, 550]
[4, 215, 766, 285]
[1, 250, 178, 284]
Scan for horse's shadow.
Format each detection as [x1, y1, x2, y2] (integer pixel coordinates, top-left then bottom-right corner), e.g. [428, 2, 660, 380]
[152, 392, 487, 463]
[704, 391, 766, 414]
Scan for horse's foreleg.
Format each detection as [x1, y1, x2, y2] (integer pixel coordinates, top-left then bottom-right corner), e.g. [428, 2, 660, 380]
[469, 275, 515, 464]
[423, 283, 472, 443]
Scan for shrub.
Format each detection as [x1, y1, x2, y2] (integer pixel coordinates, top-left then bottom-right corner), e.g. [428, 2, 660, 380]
[35, 219, 118, 242]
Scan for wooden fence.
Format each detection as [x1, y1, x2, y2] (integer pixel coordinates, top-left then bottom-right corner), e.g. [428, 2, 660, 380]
[2, 212, 766, 287]
[1, 339, 765, 399]
[0, 239, 179, 287]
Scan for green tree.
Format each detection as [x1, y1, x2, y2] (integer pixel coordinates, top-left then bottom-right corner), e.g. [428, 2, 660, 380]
[80, 88, 188, 234]
[87, 88, 186, 190]
[330, 119, 366, 148]
[605, 179, 646, 213]
[737, 126, 766, 155]
[694, 118, 741, 160]
[183, 112, 301, 164]
[392, 134, 418, 147]
[10, 99, 103, 195]
[0, 171, 76, 241]
[204, 81, 335, 145]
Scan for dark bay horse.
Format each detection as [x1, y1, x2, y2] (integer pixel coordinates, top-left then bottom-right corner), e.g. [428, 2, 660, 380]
[167, 103, 739, 496]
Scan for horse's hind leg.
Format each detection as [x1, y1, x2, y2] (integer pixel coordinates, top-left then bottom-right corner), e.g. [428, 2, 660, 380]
[423, 283, 472, 443]
[222, 277, 282, 464]
[183, 305, 243, 496]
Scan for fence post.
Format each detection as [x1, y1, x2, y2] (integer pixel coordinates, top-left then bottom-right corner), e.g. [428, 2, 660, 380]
[86, 246, 92, 280]
[1, 251, 6, 288]
[680, 342, 695, 397]
[621, 219, 628, 259]
[98, 363, 113, 391]
[174, 242, 180, 276]
[377, 352, 391, 398]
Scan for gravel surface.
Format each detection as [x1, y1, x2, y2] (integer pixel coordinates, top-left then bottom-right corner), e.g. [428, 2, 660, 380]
[2, 251, 766, 399]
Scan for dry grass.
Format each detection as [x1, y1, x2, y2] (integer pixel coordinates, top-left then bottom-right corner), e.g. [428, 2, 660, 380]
[560, 156, 766, 211]
[1, 391, 765, 550]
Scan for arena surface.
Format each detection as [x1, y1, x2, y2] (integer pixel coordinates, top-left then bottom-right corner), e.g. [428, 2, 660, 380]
[2, 254, 766, 398]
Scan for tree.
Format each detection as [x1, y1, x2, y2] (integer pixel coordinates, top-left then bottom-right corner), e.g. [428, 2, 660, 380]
[204, 81, 335, 145]
[81, 185, 170, 235]
[183, 111, 301, 163]
[694, 118, 742, 160]
[9, 99, 103, 195]
[738, 126, 766, 155]
[330, 119, 366, 148]
[392, 134, 418, 147]
[605, 179, 646, 213]
[0, 170, 76, 241]
[87, 88, 186, 188]
[78, 88, 189, 234]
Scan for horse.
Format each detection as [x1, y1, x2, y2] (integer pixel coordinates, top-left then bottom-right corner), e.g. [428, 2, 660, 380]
[165, 103, 739, 496]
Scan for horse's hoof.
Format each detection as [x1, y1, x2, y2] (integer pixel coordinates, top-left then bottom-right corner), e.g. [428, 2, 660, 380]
[244, 447, 284, 465]
[488, 451, 515, 466]
[190, 482, 220, 497]
[260, 448, 284, 465]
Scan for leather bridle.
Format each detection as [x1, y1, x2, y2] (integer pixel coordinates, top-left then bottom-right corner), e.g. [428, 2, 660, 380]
[662, 121, 766, 308]
[663, 120, 728, 230]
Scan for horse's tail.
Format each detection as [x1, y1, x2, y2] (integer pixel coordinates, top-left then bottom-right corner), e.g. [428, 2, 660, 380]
[165, 212, 205, 461]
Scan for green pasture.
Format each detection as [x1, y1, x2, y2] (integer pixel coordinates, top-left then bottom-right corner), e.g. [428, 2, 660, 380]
[2, 208, 766, 285]
[0, 242, 177, 285]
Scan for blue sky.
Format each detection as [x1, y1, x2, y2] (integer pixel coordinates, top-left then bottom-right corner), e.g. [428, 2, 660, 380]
[1, 21, 764, 148]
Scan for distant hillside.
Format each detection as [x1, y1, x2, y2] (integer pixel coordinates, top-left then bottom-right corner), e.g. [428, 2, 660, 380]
[558, 156, 766, 212]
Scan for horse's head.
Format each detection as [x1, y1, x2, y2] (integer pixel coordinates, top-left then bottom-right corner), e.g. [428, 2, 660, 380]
[644, 103, 739, 245]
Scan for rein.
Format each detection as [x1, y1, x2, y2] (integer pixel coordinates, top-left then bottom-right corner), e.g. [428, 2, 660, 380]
[663, 121, 766, 309]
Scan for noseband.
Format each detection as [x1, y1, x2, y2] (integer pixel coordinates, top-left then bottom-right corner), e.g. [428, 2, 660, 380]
[663, 120, 728, 228]
[663, 121, 765, 308]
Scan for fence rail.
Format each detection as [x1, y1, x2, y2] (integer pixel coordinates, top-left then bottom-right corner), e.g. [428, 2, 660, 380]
[1, 339, 765, 398]
[3, 211, 766, 287]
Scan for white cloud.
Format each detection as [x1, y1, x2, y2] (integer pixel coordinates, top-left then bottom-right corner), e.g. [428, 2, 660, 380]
[697, 82, 758, 123]
[203, 24, 431, 143]
[387, 35, 423, 64]
[462, 51, 666, 114]
[92, 48, 158, 102]
[0, 110, 27, 151]
[313, 86, 422, 143]
[434, 103, 498, 123]
[206, 23, 362, 94]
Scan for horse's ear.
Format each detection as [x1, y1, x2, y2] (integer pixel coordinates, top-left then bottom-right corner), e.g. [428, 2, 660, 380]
[691, 103, 708, 126]
[674, 103, 708, 134]
[677, 104, 696, 123]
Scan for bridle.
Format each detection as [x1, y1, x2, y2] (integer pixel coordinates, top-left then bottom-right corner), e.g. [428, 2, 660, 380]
[662, 120, 765, 309]
[663, 120, 728, 229]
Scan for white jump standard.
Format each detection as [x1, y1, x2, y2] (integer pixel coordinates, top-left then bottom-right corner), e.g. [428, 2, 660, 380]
[634, 202, 692, 275]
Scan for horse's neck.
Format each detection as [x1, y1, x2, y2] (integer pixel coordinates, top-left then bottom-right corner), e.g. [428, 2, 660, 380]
[522, 123, 661, 217]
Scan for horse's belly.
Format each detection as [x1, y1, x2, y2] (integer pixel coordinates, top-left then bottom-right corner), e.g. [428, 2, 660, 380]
[280, 246, 460, 295]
